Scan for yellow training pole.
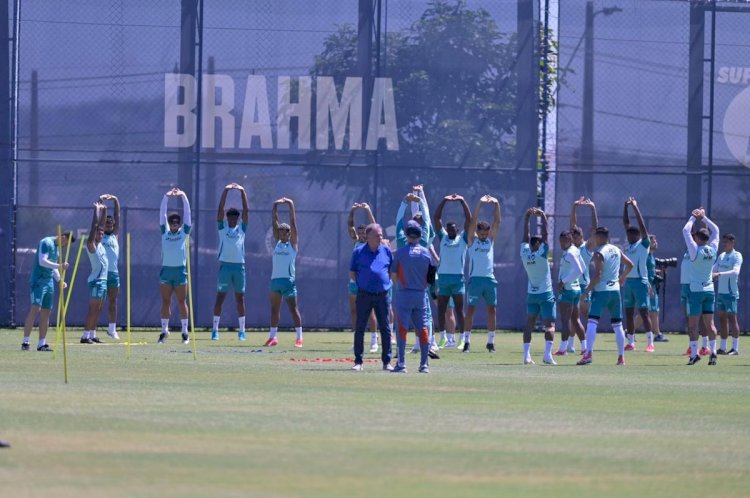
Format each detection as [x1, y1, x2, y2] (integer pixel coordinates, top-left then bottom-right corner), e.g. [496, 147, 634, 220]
[57, 225, 69, 384]
[55, 237, 84, 357]
[185, 236, 197, 360]
[126, 232, 131, 359]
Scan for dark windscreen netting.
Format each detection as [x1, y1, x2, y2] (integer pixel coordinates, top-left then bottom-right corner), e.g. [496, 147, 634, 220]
[10, 0, 531, 329]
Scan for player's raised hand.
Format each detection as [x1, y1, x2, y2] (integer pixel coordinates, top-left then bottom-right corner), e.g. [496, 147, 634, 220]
[412, 184, 424, 193]
[361, 202, 370, 209]
[404, 193, 420, 203]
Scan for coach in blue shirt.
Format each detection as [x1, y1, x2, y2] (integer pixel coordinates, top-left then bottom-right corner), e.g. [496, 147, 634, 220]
[349, 223, 393, 371]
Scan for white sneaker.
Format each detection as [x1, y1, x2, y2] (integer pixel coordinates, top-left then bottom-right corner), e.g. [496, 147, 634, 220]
[369, 343, 379, 353]
[351, 363, 364, 372]
[543, 356, 557, 365]
[524, 357, 535, 365]
[107, 330, 120, 340]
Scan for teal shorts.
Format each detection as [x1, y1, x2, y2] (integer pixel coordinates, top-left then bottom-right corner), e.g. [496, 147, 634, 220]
[89, 280, 107, 300]
[680, 284, 691, 307]
[217, 263, 246, 294]
[29, 277, 55, 310]
[107, 272, 120, 289]
[467, 277, 497, 306]
[589, 290, 623, 322]
[348, 281, 358, 295]
[716, 293, 738, 314]
[622, 279, 650, 309]
[270, 277, 297, 298]
[160, 266, 187, 288]
[437, 274, 465, 296]
[648, 291, 659, 312]
[559, 289, 581, 305]
[688, 290, 714, 317]
[527, 291, 556, 320]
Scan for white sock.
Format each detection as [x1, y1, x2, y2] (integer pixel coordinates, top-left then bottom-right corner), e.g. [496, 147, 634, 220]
[238, 316, 245, 332]
[161, 319, 169, 333]
[646, 331, 654, 346]
[108, 323, 116, 335]
[487, 330, 495, 344]
[690, 340, 699, 357]
[558, 339, 568, 352]
[440, 330, 447, 341]
[370, 332, 378, 344]
[701, 336, 708, 348]
[585, 319, 598, 354]
[580, 339, 587, 351]
[22, 337, 30, 345]
[732, 337, 739, 351]
[212, 315, 220, 331]
[269, 327, 278, 339]
[523, 342, 531, 358]
[91, 330, 97, 338]
[82, 330, 90, 339]
[464, 330, 471, 342]
[720, 338, 727, 350]
[38, 338, 46, 347]
[181, 319, 188, 333]
[709, 339, 716, 354]
[295, 327, 303, 340]
[614, 322, 625, 356]
[626, 333, 635, 346]
[544, 340, 552, 358]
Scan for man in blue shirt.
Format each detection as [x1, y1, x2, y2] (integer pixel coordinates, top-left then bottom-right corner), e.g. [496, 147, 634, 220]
[349, 223, 393, 371]
[391, 221, 437, 373]
[212, 183, 249, 341]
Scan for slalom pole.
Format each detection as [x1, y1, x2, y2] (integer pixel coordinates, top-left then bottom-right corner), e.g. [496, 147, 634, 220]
[55, 236, 84, 357]
[126, 232, 131, 359]
[185, 236, 197, 360]
[57, 225, 69, 384]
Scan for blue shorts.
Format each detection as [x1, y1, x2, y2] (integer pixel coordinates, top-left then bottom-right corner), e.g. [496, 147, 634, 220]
[107, 272, 120, 289]
[467, 277, 497, 306]
[716, 293, 738, 315]
[437, 274, 465, 296]
[649, 291, 660, 312]
[29, 277, 55, 310]
[622, 279, 650, 309]
[527, 291, 556, 320]
[589, 290, 623, 322]
[559, 289, 581, 305]
[680, 284, 691, 308]
[160, 266, 187, 288]
[688, 291, 714, 317]
[89, 280, 107, 300]
[270, 277, 297, 298]
[217, 263, 246, 294]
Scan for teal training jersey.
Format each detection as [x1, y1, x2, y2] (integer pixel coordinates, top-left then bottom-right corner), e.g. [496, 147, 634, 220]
[520, 242, 552, 294]
[31, 237, 59, 281]
[646, 253, 656, 284]
[87, 242, 108, 283]
[102, 233, 119, 274]
[680, 251, 690, 285]
[579, 243, 593, 288]
[624, 237, 650, 281]
[715, 250, 742, 296]
[437, 229, 468, 275]
[689, 245, 717, 292]
[160, 224, 192, 267]
[468, 238, 495, 279]
[271, 241, 297, 280]
[594, 244, 622, 293]
[559, 245, 583, 291]
[217, 220, 246, 264]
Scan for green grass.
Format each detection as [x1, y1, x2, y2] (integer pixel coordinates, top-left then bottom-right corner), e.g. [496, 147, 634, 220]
[1, 328, 749, 497]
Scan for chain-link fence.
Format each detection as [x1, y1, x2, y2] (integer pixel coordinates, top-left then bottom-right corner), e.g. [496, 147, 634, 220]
[4, 0, 750, 332]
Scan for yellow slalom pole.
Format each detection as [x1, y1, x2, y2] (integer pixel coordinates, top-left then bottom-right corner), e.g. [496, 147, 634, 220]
[126, 232, 131, 359]
[55, 237, 84, 357]
[57, 225, 69, 384]
[185, 236, 197, 360]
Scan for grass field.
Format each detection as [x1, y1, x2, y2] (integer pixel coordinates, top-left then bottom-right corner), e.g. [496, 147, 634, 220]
[1, 328, 749, 498]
